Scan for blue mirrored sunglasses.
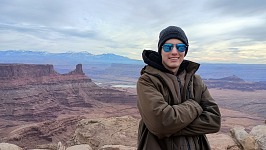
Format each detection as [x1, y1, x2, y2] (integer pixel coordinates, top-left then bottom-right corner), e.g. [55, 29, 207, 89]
[162, 43, 187, 53]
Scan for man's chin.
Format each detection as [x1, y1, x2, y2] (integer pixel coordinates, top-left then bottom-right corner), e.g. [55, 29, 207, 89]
[169, 65, 180, 69]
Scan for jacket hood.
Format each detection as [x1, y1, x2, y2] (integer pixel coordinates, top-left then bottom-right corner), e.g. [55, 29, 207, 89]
[142, 50, 200, 75]
[142, 50, 170, 73]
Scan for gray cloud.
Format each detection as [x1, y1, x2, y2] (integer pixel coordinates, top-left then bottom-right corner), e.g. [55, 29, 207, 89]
[0, 1, 68, 26]
[0, 0, 265, 63]
[232, 23, 266, 41]
[205, 0, 266, 17]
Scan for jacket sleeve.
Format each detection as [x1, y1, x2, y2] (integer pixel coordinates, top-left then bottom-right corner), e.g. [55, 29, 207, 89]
[175, 75, 221, 136]
[137, 74, 203, 139]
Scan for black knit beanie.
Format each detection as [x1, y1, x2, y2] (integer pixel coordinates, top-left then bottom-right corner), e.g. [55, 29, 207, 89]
[158, 26, 189, 56]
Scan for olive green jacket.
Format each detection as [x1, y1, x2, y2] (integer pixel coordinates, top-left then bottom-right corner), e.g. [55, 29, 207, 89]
[137, 50, 221, 150]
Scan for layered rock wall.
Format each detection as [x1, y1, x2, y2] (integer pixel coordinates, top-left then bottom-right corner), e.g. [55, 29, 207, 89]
[0, 64, 90, 88]
[0, 63, 137, 148]
[0, 63, 85, 79]
[0, 64, 57, 79]
[0, 63, 136, 123]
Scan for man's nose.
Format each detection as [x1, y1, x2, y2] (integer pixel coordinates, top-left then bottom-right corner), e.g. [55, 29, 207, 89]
[171, 46, 179, 54]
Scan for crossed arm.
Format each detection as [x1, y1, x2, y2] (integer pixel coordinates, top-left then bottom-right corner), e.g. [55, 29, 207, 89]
[137, 75, 221, 139]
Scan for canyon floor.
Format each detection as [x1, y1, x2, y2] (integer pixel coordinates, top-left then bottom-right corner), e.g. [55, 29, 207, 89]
[0, 86, 265, 149]
[115, 87, 265, 132]
[0, 78, 266, 148]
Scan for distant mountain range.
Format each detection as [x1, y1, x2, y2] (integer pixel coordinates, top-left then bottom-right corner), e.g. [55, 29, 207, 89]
[1, 50, 265, 82]
[0, 50, 143, 65]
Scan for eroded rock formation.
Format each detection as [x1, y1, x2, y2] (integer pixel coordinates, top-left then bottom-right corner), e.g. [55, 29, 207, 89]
[0, 64, 90, 88]
[71, 116, 138, 149]
[0, 64, 57, 79]
[1, 116, 242, 150]
[4, 116, 84, 148]
[0, 63, 137, 149]
[0, 63, 136, 121]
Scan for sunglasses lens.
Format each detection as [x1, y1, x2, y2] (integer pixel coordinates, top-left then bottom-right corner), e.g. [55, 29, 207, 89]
[163, 44, 173, 52]
[177, 44, 187, 52]
[163, 43, 187, 52]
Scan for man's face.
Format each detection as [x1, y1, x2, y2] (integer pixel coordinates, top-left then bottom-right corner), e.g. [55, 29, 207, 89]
[161, 39, 185, 74]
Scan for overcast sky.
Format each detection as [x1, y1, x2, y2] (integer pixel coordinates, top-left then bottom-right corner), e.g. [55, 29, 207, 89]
[0, 0, 266, 64]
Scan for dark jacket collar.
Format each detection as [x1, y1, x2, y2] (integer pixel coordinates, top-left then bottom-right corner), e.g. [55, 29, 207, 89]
[142, 50, 200, 75]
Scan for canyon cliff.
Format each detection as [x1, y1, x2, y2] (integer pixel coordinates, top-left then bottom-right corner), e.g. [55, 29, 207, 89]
[0, 64, 88, 88]
[0, 63, 136, 120]
[0, 64, 137, 148]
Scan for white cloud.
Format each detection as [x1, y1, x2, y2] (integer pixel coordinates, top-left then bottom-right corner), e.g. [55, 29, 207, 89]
[0, 0, 266, 64]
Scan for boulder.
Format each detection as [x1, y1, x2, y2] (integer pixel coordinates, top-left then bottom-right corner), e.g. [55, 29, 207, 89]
[230, 126, 249, 149]
[207, 133, 240, 150]
[27, 148, 53, 150]
[249, 125, 266, 150]
[230, 125, 266, 150]
[58, 141, 66, 150]
[0, 143, 23, 150]
[66, 144, 92, 150]
[98, 145, 136, 150]
[71, 116, 138, 150]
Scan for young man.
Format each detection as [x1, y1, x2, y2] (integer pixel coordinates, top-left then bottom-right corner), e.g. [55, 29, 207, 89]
[137, 26, 221, 150]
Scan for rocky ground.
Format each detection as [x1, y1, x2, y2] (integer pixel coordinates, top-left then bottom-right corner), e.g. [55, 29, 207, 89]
[0, 63, 265, 149]
[2, 87, 264, 149]
[1, 115, 265, 150]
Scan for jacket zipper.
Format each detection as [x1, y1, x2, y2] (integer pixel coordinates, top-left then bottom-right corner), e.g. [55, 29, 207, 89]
[151, 74, 175, 150]
[186, 75, 194, 100]
[176, 76, 182, 95]
[171, 137, 174, 150]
